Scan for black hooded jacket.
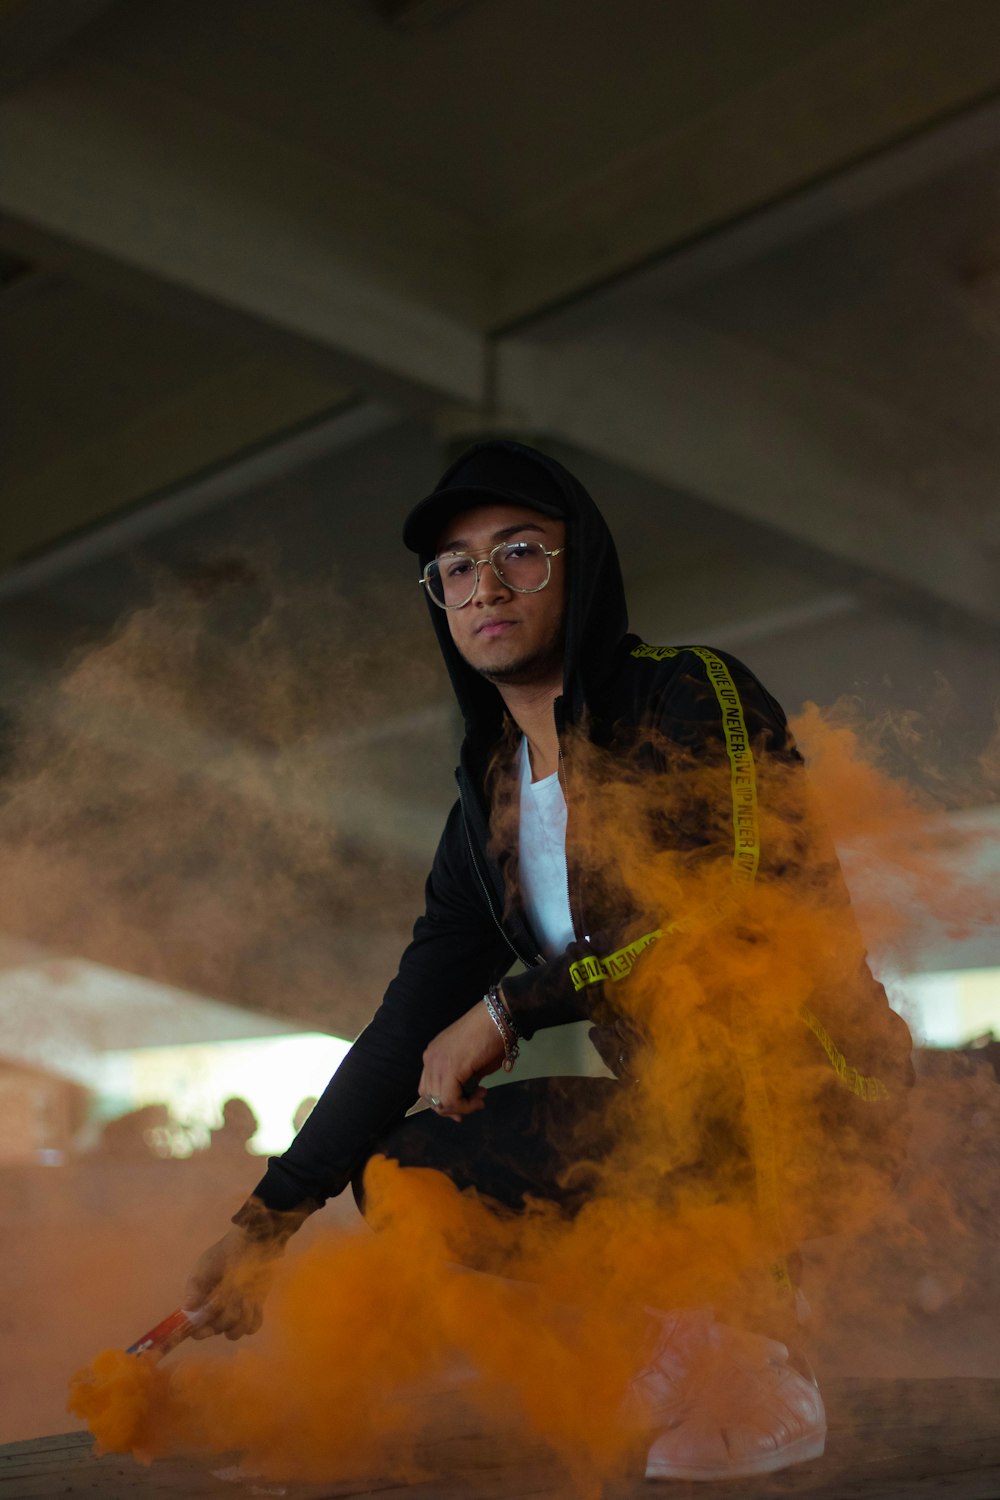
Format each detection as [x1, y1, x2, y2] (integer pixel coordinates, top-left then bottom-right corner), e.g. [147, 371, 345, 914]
[245, 442, 912, 1216]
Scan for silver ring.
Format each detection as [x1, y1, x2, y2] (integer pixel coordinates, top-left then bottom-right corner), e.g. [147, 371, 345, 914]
[428, 1095, 442, 1108]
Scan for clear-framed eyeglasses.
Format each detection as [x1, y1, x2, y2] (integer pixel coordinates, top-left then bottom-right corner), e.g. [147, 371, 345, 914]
[420, 539, 566, 610]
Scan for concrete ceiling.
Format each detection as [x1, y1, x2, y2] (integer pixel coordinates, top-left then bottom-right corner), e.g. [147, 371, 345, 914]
[0, 0, 997, 1027]
[3, 0, 1000, 590]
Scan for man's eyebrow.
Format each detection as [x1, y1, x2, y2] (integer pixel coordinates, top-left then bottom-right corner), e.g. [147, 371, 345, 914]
[436, 521, 546, 555]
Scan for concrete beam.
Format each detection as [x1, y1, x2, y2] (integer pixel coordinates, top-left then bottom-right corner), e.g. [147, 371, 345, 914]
[525, 93, 1000, 328]
[495, 0, 1000, 326]
[0, 0, 117, 96]
[0, 361, 359, 573]
[0, 400, 397, 600]
[497, 312, 1000, 629]
[0, 58, 489, 407]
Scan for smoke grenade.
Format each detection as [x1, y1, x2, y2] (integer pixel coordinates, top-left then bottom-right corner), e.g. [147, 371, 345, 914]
[126, 1306, 208, 1359]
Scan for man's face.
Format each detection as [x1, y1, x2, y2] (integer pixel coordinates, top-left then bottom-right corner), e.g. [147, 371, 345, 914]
[432, 503, 567, 689]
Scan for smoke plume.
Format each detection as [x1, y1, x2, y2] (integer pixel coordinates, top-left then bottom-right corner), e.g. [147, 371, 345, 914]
[60, 641, 999, 1488]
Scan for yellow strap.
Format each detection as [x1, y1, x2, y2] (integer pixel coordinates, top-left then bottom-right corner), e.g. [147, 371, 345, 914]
[629, 643, 680, 662]
[688, 647, 760, 886]
[630, 642, 759, 882]
[631, 643, 888, 1095]
[634, 645, 787, 1283]
[569, 927, 664, 992]
[627, 643, 891, 1290]
[801, 1007, 890, 1102]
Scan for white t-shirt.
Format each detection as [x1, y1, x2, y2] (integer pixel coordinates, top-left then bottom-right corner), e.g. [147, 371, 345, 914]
[518, 735, 575, 959]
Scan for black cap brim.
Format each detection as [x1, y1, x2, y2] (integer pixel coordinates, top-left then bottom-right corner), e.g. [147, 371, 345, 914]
[403, 484, 564, 557]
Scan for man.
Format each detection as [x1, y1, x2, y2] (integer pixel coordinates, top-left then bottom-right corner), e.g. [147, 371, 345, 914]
[184, 440, 912, 1481]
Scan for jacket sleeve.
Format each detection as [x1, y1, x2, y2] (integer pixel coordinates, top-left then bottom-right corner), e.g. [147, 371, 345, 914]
[246, 799, 513, 1210]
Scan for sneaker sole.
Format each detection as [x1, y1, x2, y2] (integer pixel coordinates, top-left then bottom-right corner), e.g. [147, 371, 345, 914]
[645, 1428, 826, 1481]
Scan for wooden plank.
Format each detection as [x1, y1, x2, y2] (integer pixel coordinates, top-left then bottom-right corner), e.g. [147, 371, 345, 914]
[0, 1415, 569, 1498]
[2, 1380, 998, 1498]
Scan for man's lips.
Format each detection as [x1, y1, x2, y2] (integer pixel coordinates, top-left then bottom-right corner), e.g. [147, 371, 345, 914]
[476, 618, 517, 637]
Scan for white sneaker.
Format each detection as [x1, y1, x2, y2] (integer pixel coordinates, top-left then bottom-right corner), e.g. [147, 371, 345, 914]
[631, 1308, 826, 1482]
[629, 1307, 790, 1425]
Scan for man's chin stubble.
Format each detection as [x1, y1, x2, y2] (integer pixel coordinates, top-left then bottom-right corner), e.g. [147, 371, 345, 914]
[474, 643, 564, 687]
[478, 657, 539, 685]
[456, 622, 566, 688]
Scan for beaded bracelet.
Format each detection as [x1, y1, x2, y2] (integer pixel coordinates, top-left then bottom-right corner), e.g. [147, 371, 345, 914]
[483, 982, 520, 1071]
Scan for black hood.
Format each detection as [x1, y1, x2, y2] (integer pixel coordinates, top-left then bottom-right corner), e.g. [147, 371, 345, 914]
[405, 439, 629, 761]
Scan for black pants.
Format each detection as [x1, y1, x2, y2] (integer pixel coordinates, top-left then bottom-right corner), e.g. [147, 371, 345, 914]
[352, 1076, 627, 1220]
[351, 1068, 905, 1261]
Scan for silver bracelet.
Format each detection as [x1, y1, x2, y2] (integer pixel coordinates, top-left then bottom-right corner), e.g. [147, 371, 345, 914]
[483, 983, 520, 1072]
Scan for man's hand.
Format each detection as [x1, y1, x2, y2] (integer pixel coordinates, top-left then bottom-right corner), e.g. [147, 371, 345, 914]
[182, 1226, 279, 1341]
[419, 1000, 506, 1119]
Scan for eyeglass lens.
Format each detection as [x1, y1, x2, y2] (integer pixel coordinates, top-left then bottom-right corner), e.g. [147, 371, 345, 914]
[426, 540, 550, 608]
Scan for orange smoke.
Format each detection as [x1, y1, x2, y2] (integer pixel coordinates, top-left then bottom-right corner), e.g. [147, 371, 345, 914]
[67, 698, 999, 1485]
[70, 1158, 644, 1488]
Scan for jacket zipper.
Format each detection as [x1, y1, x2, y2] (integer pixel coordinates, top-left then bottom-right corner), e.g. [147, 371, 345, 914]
[557, 742, 588, 945]
[459, 792, 539, 968]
